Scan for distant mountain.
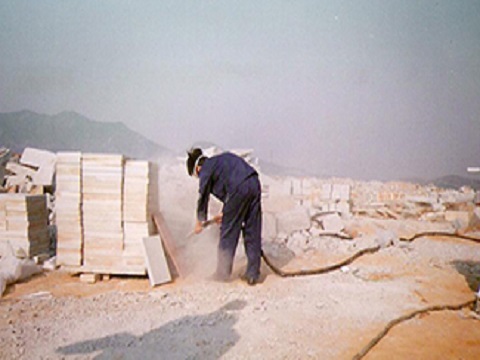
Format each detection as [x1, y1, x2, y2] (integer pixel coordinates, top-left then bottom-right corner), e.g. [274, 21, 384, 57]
[0, 110, 172, 160]
[428, 175, 480, 191]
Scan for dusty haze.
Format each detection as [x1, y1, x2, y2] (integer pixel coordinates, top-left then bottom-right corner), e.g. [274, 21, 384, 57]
[1, 1, 479, 181]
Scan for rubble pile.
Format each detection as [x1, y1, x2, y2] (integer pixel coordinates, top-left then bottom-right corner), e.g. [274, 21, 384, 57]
[2, 147, 56, 194]
[260, 174, 479, 257]
[0, 148, 55, 259]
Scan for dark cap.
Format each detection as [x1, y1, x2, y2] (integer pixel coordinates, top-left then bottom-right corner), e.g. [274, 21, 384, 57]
[186, 148, 203, 176]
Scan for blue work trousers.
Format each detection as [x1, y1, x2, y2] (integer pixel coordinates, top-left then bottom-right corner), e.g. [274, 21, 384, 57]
[217, 175, 262, 280]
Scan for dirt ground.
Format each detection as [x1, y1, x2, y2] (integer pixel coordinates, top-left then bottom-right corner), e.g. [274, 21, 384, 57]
[1, 229, 479, 360]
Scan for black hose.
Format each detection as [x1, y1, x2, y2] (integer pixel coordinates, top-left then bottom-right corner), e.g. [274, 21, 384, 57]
[261, 246, 381, 277]
[352, 298, 476, 360]
[261, 232, 480, 277]
[400, 231, 480, 243]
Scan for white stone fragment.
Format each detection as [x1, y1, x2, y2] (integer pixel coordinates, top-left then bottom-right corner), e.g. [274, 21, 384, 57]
[331, 184, 350, 201]
[276, 207, 311, 234]
[321, 213, 345, 233]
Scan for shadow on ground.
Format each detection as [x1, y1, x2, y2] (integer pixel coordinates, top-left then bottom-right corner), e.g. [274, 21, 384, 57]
[56, 300, 246, 360]
[452, 260, 480, 292]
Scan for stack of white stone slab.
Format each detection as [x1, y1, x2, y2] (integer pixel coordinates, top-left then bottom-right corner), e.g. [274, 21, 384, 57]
[122, 160, 157, 269]
[55, 152, 83, 266]
[55, 153, 158, 275]
[81, 154, 125, 272]
[0, 194, 49, 256]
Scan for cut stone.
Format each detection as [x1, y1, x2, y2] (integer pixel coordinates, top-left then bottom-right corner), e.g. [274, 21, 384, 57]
[79, 273, 101, 284]
[142, 235, 172, 287]
[276, 207, 311, 234]
[321, 213, 345, 233]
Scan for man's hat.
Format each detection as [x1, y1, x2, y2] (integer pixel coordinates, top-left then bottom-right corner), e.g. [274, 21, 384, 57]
[186, 148, 203, 176]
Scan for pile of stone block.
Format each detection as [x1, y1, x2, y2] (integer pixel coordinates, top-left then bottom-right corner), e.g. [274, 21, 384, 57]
[82, 154, 125, 272]
[259, 170, 480, 257]
[0, 194, 50, 257]
[314, 183, 351, 214]
[55, 152, 159, 275]
[123, 160, 158, 265]
[55, 152, 82, 265]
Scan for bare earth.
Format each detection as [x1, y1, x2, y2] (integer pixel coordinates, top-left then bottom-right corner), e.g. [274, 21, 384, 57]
[1, 230, 479, 360]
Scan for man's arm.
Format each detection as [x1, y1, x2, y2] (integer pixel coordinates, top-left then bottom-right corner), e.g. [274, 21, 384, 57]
[196, 164, 213, 227]
[197, 179, 211, 222]
[194, 213, 222, 234]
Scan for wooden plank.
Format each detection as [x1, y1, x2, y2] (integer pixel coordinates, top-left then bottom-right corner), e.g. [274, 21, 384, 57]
[142, 235, 172, 286]
[151, 212, 183, 278]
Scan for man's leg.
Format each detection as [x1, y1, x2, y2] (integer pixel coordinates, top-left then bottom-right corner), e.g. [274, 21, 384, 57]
[242, 177, 262, 282]
[217, 190, 250, 280]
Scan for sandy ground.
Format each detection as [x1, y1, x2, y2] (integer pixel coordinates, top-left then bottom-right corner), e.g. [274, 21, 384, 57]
[1, 231, 479, 360]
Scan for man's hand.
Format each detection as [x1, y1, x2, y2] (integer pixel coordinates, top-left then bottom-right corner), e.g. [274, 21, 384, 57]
[194, 220, 204, 234]
[213, 212, 223, 224]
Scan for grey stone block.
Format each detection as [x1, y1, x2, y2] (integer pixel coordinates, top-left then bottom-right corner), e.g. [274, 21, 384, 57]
[276, 207, 311, 234]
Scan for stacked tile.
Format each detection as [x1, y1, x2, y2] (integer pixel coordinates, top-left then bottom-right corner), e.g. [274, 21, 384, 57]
[81, 154, 125, 272]
[0, 194, 49, 256]
[55, 152, 83, 266]
[122, 160, 158, 274]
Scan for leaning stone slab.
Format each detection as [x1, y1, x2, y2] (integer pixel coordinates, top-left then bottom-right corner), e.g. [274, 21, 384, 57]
[20, 147, 56, 186]
[20, 147, 56, 168]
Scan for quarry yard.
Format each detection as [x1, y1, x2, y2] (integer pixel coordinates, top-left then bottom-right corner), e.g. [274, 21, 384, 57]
[2, 2, 480, 359]
[1, 151, 480, 359]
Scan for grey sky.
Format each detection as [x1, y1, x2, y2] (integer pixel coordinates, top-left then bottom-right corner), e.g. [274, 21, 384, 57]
[1, 1, 479, 181]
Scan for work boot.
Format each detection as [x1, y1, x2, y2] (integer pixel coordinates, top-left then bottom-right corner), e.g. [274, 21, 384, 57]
[240, 274, 258, 286]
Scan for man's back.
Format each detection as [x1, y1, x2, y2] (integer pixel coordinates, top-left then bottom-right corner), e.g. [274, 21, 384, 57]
[199, 152, 257, 202]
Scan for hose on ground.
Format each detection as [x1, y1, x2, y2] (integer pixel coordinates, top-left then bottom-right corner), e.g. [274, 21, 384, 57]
[400, 231, 480, 244]
[261, 246, 381, 277]
[261, 231, 480, 278]
[351, 298, 476, 360]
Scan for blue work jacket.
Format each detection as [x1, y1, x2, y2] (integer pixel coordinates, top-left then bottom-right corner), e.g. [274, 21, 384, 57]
[197, 152, 257, 221]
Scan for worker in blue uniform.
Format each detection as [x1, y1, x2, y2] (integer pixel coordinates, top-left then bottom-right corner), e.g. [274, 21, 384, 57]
[187, 148, 262, 285]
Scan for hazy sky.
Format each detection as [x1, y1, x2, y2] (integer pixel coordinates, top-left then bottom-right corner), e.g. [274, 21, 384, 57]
[1, 1, 479, 181]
